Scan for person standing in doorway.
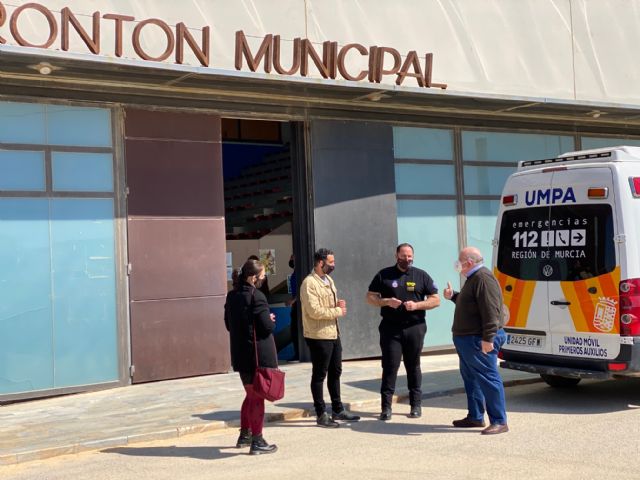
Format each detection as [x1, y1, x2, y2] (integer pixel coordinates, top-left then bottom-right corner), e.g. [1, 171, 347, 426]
[366, 243, 440, 421]
[443, 246, 509, 435]
[286, 254, 300, 361]
[300, 248, 360, 428]
[224, 259, 278, 454]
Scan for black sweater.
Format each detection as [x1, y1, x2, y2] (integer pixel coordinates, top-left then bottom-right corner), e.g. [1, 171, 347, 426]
[224, 284, 277, 373]
[451, 267, 504, 342]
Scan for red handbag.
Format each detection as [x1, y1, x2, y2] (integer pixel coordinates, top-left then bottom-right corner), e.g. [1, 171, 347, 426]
[252, 308, 285, 402]
[253, 364, 285, 402]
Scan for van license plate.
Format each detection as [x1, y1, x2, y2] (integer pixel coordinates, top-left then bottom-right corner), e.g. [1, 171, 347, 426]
[506, 334, 545, 348]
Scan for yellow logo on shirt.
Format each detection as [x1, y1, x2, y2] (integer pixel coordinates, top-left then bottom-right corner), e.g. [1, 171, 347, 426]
[407, 281, 416, 292]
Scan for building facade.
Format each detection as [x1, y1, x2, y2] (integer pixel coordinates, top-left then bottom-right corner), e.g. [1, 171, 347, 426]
[2, 0, 640, 401]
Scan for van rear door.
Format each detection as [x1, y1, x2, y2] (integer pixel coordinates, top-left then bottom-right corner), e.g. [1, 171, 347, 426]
[547, 168, 620, 361]
[495, 170, 554, 355]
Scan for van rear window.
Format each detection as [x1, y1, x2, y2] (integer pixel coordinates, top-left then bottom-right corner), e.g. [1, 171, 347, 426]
[497, 204, 615, 281]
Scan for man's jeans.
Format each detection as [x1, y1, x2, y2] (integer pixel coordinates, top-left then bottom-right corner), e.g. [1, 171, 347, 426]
[453, 329, 507, 425]
[305, 337, 344, 417]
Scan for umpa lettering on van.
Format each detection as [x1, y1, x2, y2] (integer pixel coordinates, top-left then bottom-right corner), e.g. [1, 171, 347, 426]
[525, 187, 576, 206]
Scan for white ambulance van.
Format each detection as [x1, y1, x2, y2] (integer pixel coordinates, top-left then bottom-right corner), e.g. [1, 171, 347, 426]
[493, 146, 640, 387]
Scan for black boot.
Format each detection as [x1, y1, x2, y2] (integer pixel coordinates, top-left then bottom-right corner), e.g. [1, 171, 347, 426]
[408, 405, 422, 418]
[316, 412, 339, 428]
[379, 409, 392, 421]
[235, 428, 252, 448]
[249, 435, 278, 455]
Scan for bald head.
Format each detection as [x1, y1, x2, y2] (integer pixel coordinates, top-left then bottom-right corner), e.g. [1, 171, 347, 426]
[460, 247, 483, 265]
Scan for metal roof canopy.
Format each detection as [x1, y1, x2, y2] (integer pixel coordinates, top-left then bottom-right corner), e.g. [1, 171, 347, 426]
[3, 46, 640, 129]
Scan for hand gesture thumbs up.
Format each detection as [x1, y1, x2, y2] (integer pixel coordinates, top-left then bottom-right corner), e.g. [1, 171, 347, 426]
[444, 281, 454, 300]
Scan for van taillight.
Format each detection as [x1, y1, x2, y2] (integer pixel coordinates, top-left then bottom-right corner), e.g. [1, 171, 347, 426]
[502, 194, 517, 206]
[629, 177, 640, 198]
[587, 187, 608, 199]
[619, 278, 640, 336]
[607, 362, 628, 371]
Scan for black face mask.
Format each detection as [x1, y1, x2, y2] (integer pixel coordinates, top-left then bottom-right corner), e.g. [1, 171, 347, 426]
[322, 263, 335, 275]
[397, 259, 413, 270]
[289, 259, 295, 269]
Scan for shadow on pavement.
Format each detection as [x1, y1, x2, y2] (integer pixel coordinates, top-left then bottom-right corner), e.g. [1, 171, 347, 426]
[344, 369, 461, 394]
[272, 402, 312, 411]
[427, 377, 640, 415]
[345, 419, 477, 436]
[264, 415, 478, 435]
[102, 445, 241, 460]
[192, 411, 238, 422]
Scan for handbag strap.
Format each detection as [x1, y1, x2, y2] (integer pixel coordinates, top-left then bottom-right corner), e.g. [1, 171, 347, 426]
[250, 287, 260, 369]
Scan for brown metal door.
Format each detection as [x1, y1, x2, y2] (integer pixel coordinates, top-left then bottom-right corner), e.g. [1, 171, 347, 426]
[124, 109, 230, 383]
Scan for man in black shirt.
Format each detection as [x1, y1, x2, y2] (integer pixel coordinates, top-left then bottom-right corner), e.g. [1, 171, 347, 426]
[366, 243, 440, 420]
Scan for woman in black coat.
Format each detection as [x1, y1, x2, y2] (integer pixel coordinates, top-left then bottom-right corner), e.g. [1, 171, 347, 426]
[224, 259, 278, 455]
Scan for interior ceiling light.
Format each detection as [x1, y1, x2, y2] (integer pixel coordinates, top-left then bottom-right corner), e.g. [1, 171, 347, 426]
[27, 62, 60, 75]
[587, 110, 605, 119]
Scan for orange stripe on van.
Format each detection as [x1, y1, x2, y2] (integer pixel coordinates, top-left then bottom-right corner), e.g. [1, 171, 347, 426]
[561, 281, 590, 333]
[494, 268, 536, 328]
[495, 270, 507, 292]
[599, 268, 619, 298]
[575, 281, 596, 332]
[518, 281, 536, 328]
[508, 279, 526, 327]
[593, 267, 620, 334]
[561, 267, 620, 334]
[494, 269, 514, 326]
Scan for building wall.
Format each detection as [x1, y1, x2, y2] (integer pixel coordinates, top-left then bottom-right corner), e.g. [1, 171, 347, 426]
[4, 1, 640, 398]
[310, 120, 397, 359]
[311, 118, 640, 354]
[0, 101, 120, 396]
[3, 96, 640, 400]
[124, 109, 229, 383]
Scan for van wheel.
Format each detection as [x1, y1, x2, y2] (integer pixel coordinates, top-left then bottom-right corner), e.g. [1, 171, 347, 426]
[540, 374, 582, 388]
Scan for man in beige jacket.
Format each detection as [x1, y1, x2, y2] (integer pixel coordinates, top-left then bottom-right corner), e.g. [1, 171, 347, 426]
[300, 248, 361, 428]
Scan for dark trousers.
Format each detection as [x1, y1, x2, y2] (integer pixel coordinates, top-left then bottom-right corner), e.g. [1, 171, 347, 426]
[305, 337, 344, 417]
[453, 329, 507, 425]
[379, 322, 427, 410]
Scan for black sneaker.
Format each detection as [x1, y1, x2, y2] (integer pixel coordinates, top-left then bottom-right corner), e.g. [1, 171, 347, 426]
[452, 416, 486, 428]
[408, 406, 422, 418]
[379, 409, 392, 421]
[332, 410, 361, 422]
[236, 428, 252, 448]
[316, 412, 340, 428]
[249, 435, 278, 455]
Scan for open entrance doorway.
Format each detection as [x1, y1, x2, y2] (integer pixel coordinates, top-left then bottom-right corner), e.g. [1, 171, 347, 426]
[221, 119, 304, 361]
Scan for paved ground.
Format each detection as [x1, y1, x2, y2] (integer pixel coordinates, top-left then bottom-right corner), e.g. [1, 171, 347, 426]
[3, 378, 640, 480]
[0, 353, 539, 466]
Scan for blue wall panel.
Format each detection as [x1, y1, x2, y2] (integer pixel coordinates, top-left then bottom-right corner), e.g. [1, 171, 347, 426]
[52, 152, 114, 192]
[50, 199, 118, 388]
[397, 199, 458, 347]
[0, 199, 54, 394]
[0, 102, 118, 397]
[0, 150, 45, 191]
